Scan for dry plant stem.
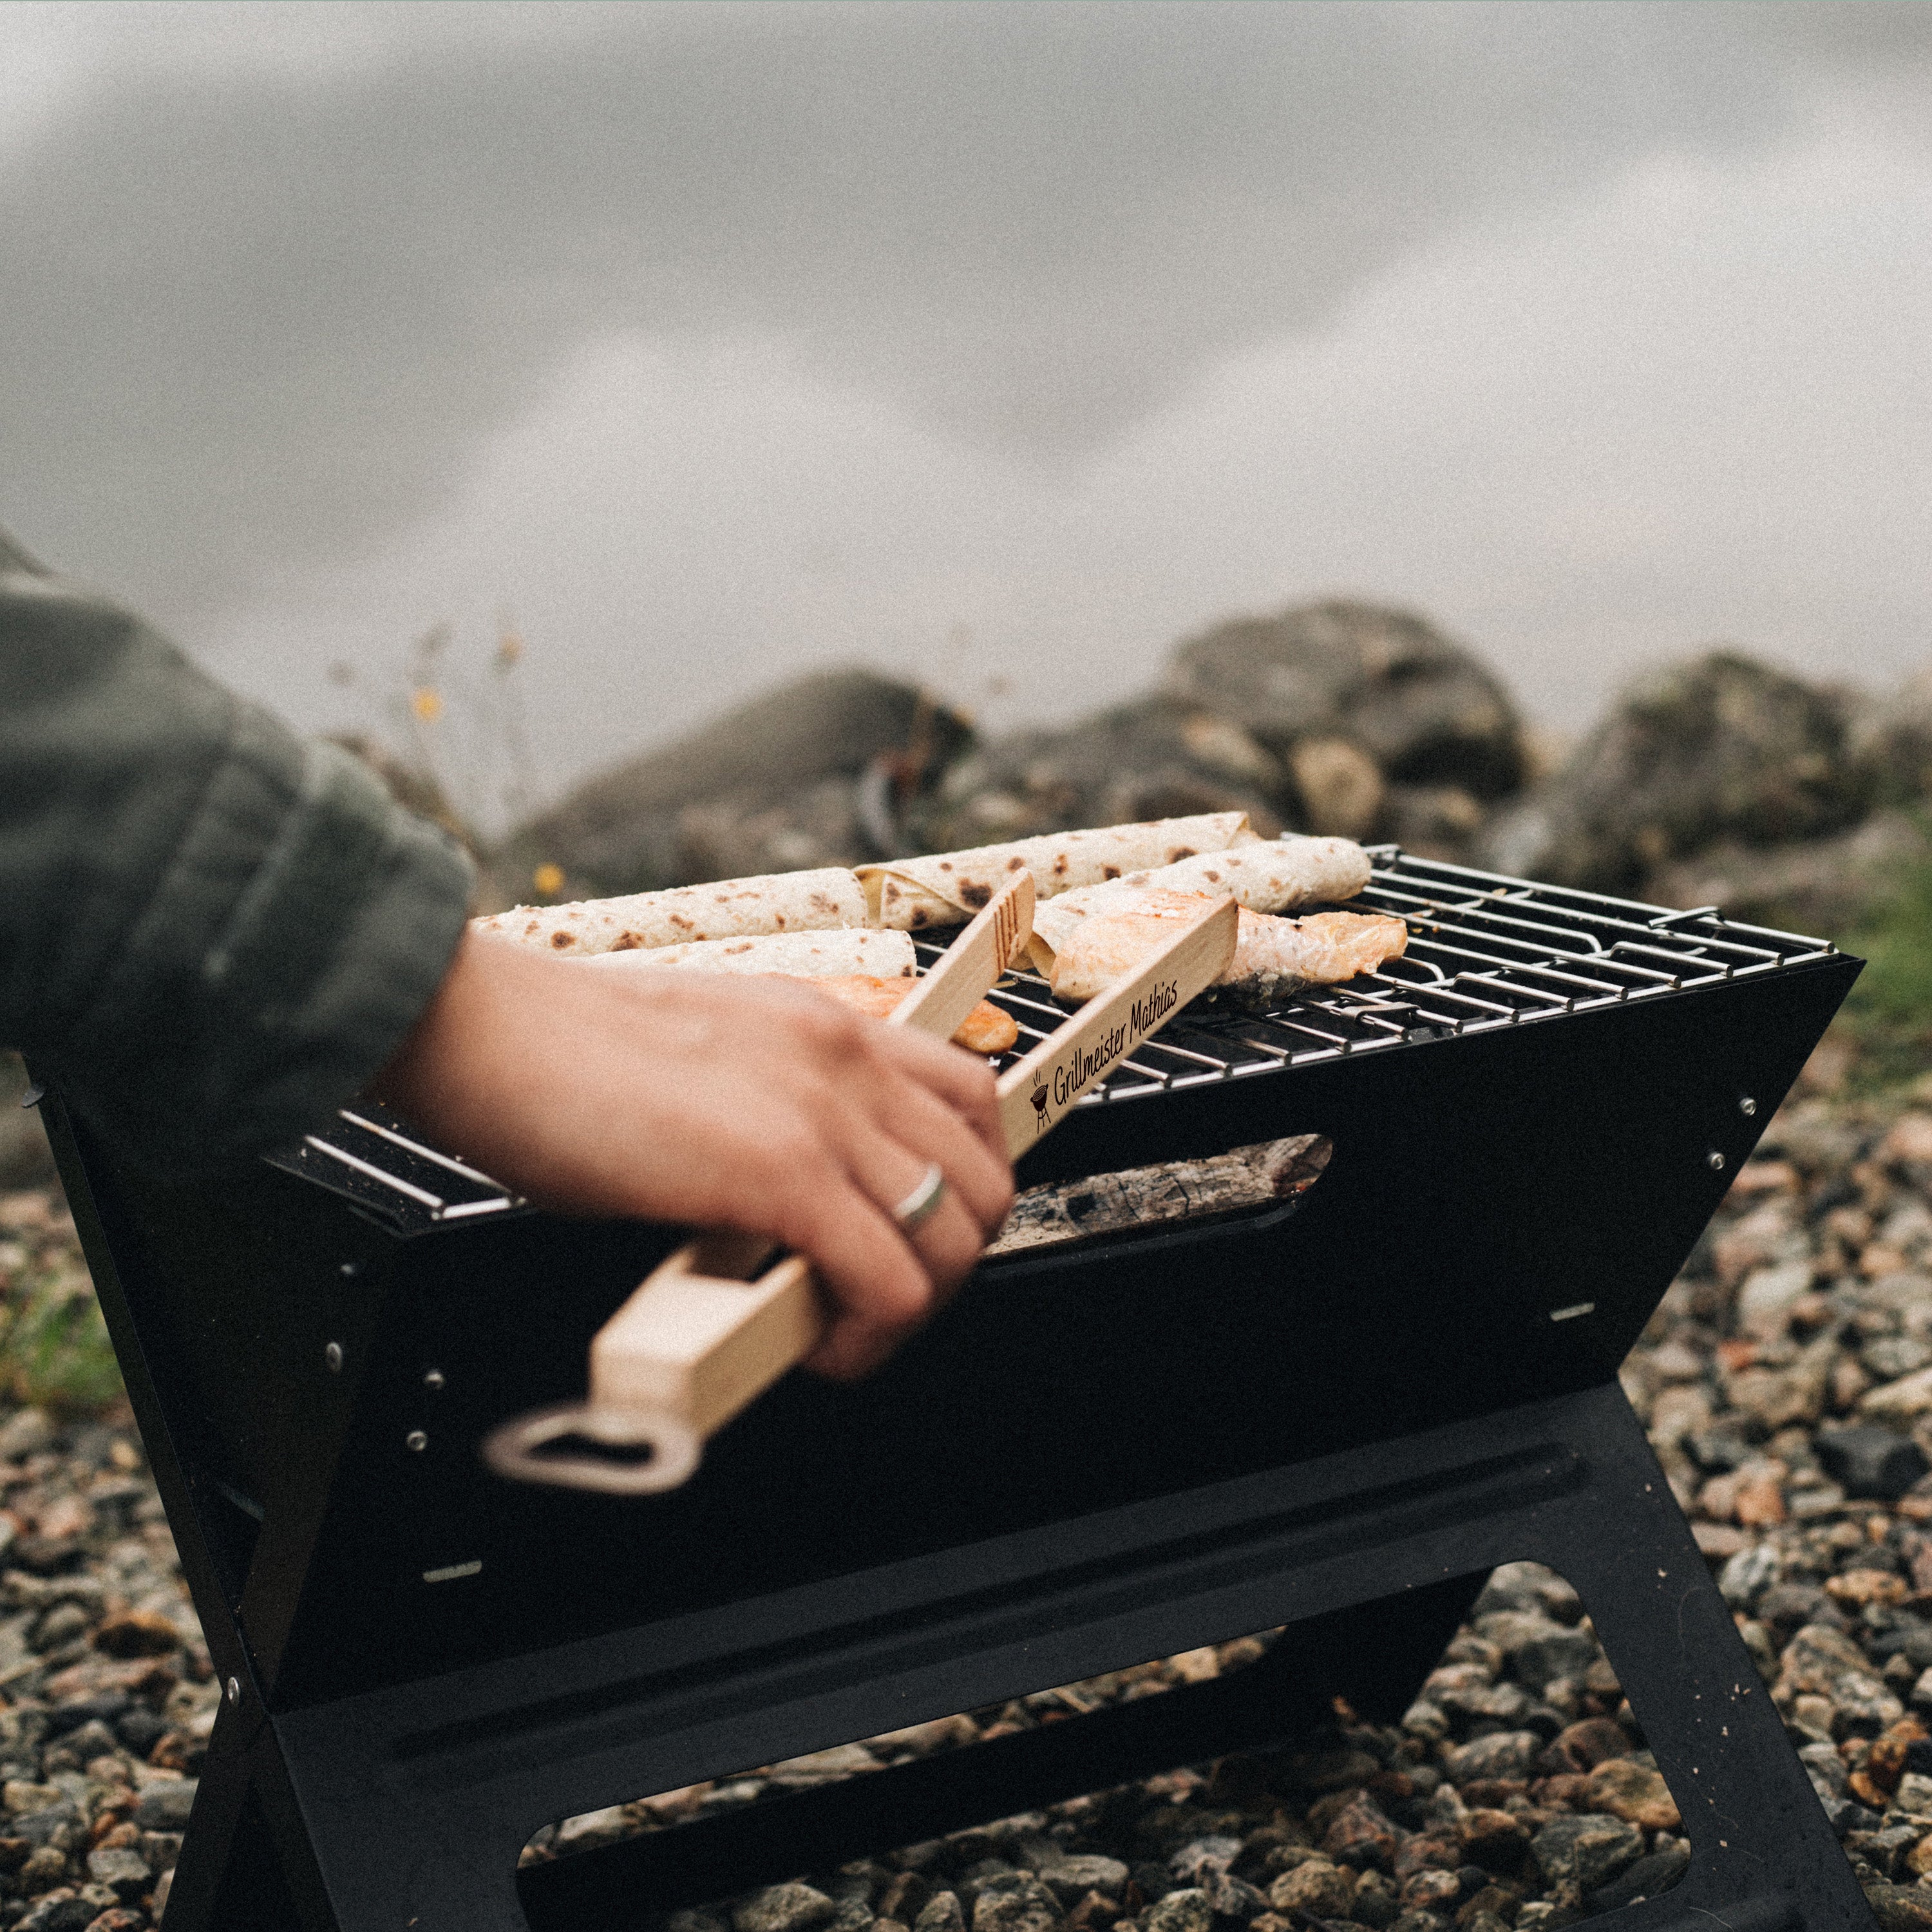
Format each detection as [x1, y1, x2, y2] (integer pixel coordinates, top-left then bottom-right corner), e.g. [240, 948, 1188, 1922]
[377, 931, 1012, 1379]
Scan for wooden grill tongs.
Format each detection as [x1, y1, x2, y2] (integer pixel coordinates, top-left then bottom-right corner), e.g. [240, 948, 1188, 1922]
[483, 876, 1238, 1493]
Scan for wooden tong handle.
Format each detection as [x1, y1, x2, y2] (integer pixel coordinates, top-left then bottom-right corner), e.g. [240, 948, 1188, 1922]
[483, 874, 1035, 1492]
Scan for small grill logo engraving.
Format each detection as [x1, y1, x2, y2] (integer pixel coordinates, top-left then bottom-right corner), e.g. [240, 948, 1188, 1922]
[1030, 1069, 1051, 1132]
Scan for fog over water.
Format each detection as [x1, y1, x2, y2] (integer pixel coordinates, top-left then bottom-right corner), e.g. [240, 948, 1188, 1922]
[5, 1, 1930, 808]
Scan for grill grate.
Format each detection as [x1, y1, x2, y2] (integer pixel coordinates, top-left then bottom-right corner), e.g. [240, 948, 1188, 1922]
[954, 847, 1837, 1100]
[272, 849, 1840, 1229]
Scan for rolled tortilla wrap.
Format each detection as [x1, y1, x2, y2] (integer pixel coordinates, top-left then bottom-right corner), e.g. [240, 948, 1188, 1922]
[1046, 889, 1407, 1005]
[574, 927, 917, 979]
[1028, 835, 1373, 974]
[473, 867, 866, 956]
[858, 811, 1257, 932]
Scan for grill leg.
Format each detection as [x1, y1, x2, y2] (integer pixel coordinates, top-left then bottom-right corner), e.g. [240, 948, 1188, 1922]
[156, 1698, 341, 1932]
[1498, 1383, 1872, 1932]
[148, 1384, 1878, 1932]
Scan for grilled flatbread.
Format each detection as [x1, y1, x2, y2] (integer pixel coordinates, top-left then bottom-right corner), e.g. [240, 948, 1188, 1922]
[858, 812, 1258, 933]
[1046, 888, 1408, 1005]
[576, 927, 916, 979]
[1027, 836, 1373, 974]
[475, 868, 866, 956]
[788, 974, 1019, 1054]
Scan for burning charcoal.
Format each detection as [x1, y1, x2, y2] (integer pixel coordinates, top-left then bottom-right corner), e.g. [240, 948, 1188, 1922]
[1816, 1425, 1932, 1501]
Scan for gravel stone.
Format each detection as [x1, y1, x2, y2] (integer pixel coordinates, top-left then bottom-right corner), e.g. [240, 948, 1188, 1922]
[84, 1843, 150, 1900]
[131, 1782, 195, 1833]
[16, 1897, 95, 1932]
[1530, 1815, 1644, 1891]
[1269, 1860, 1357, 1918]
[1144, 1889, 1215, 1932]
[14, 1016, 1932, 1932]
[1169, 1837, 1242, 1882]
[1440, 1734, 1542, 1788]
[971, 1875, 1060, 1932]
[1039, 1855, 1126, 1899]
[914, 1892, 966, 1932]
[736, 1885, 840, 1932]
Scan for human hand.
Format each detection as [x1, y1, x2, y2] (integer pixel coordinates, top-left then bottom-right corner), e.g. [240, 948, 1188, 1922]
[377, 933, 1013, 1377]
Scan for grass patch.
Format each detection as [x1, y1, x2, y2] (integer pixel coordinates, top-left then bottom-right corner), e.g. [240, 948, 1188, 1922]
[1837, 829, 1932, 1094]
[0, 1209, 126, 1416]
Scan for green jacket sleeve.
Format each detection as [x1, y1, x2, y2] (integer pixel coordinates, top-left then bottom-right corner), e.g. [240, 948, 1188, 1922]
[0, 530, 476, 1173]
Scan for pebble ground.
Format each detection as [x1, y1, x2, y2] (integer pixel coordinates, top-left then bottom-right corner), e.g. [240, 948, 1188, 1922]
[10, 1064, 1932, 1931]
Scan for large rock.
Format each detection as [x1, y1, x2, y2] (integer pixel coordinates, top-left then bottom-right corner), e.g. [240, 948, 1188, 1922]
[498, 670, 972, 896]
[911, 694, 1282, 853]
[1855, 668, 1932, 808]
[1165, 600, 1526, 802]
[1483, 650, 1867, 894]
[1649, 810, 1930, 940]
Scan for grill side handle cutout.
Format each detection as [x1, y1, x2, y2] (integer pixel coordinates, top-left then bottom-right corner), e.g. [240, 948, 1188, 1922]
[983, 1132, 1332, 1267]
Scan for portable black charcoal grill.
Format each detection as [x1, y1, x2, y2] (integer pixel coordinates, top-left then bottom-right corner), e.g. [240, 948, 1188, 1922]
[35, 849, 1876, 1932]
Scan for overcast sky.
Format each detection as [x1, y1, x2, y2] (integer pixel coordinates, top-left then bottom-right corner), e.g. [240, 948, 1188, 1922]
[5, 1, 1930, 821]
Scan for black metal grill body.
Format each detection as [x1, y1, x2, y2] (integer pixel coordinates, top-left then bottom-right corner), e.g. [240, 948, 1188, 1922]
[37, 855, 1873, 1932]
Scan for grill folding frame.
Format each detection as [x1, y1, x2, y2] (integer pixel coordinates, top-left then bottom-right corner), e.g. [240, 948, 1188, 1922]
[37, 852, 1875, 1932]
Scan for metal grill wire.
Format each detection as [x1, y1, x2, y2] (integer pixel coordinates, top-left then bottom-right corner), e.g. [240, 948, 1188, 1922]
[287, 849, 1838, 1220]
[947, 846, 1838, 1100]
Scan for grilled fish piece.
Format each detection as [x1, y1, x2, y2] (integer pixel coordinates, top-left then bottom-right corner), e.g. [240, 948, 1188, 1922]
[777, 973, 1020, 1055]
[1046, 889, 1407, 1005]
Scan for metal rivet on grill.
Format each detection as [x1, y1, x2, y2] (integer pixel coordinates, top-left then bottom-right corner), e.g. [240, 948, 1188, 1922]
[225, 1676, 240, 1708]
[1707, 1150, 1727, 1171]
[325, 1342, 343, 1374]
[339, 1260, 361, 1278]
[424, 1370, 446, 1392]
[406, 1430, 428, 1453]
[1739, 1097, 1757, 1117]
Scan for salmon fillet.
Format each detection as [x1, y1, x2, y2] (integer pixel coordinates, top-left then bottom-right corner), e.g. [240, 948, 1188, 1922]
[1046, 889, 1407, 1005]
[773, 974, 1020, 1054]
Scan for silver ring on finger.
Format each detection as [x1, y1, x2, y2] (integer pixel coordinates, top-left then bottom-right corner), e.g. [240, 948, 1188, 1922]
[892, 1162, 948, 1233]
